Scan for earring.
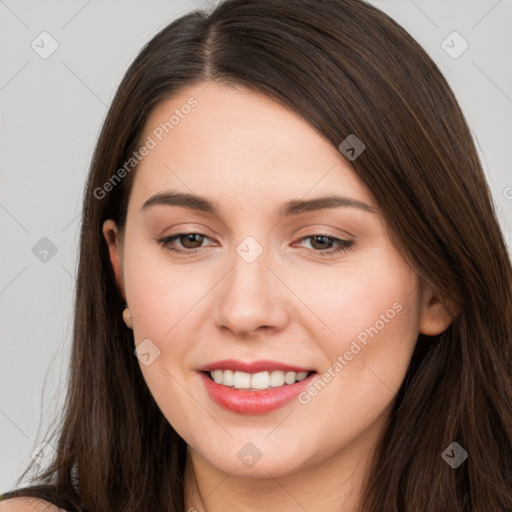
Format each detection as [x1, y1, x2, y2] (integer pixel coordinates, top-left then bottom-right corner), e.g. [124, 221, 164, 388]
[122, 305, 133, 329]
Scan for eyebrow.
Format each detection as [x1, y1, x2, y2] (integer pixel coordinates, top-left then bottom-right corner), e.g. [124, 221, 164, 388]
[140, 190, 377, 217]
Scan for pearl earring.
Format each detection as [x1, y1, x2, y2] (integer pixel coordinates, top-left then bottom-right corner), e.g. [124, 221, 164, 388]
[122, 305, 133, 329]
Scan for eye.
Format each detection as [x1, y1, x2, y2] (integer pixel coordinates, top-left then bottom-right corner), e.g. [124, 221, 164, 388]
[157, 232, 354, 257]
[294, 234, 354, 256]
[158, 232, 214, 254]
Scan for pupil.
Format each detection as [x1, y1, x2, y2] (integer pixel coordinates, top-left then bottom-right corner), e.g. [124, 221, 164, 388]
[312, 236, 331, 249]
[183, 234, 202, 248]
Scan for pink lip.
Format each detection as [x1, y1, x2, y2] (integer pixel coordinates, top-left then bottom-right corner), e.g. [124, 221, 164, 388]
[198, 369, 316, 416]
[197, 359, 313, 373]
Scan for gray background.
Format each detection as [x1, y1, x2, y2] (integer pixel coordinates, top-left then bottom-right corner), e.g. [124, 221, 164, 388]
[1, 0, 511, 492]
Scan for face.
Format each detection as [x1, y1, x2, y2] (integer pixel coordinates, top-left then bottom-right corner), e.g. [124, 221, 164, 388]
[103, 81, 453, 479]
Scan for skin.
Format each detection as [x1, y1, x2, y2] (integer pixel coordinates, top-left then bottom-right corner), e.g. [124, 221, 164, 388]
[101, 81, 455, 512]
[0, 498, 63, 511]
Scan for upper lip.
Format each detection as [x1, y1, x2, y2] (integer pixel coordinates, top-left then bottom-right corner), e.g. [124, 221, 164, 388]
[197, 359, 315, 374]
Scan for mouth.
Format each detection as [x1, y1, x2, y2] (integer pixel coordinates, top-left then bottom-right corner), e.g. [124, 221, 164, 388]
[197, 360, 317, 415]
[202, 369, 315, 390]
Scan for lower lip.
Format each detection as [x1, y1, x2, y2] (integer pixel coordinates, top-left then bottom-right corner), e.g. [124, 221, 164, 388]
[199, 371, 316, 415]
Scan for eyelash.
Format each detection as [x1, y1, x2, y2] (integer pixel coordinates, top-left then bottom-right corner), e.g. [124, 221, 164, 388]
[157, 232, 354, 257]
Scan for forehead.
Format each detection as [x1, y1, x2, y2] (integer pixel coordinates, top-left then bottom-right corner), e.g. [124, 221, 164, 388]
[129, 81, 374, 212]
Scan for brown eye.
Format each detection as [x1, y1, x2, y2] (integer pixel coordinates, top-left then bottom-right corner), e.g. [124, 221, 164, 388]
[179, 233, 205, 249]
[309, 235, 334, 250]
[158, 232, 213, 253]
[295, 234, 354, 257]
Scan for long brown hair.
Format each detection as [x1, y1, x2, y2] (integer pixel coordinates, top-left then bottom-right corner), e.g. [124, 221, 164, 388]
[2, 0, 511, 510]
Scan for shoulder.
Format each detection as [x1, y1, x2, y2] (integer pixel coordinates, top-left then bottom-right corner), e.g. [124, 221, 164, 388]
[0, 498, 65, 512]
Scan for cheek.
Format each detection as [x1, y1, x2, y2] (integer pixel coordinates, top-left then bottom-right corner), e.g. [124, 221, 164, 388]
[121, 240, 217, 413]
[297, 259, 416, 346]
[296, 252, 421, 400]
[298, 267, 421, 424]
[122, 236, 212, 343]
[121, 243, 210, 435]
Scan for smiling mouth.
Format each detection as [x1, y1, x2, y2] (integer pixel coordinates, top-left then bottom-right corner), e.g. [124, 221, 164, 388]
[203, 369, 316, 391]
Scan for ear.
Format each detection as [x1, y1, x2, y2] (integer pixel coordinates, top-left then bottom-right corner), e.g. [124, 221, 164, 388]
[419, 286, 461, 336]
[102, 219, 126, 301]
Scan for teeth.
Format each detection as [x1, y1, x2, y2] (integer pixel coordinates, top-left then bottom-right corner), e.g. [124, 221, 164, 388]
[212, 370, 222, 384]
[222, 369, 234, 386]
[284, 371, 296, 385]
[233, 371, 251, 389]
[251, 371, 270, 390]
[209, 370, 310, 390]
[270, 371, 285, 387]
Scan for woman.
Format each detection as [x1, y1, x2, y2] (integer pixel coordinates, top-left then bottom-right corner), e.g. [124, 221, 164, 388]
[1, 0, 511, 510]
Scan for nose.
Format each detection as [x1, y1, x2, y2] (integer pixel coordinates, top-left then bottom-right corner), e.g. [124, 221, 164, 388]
[213, 241, 289, 338]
